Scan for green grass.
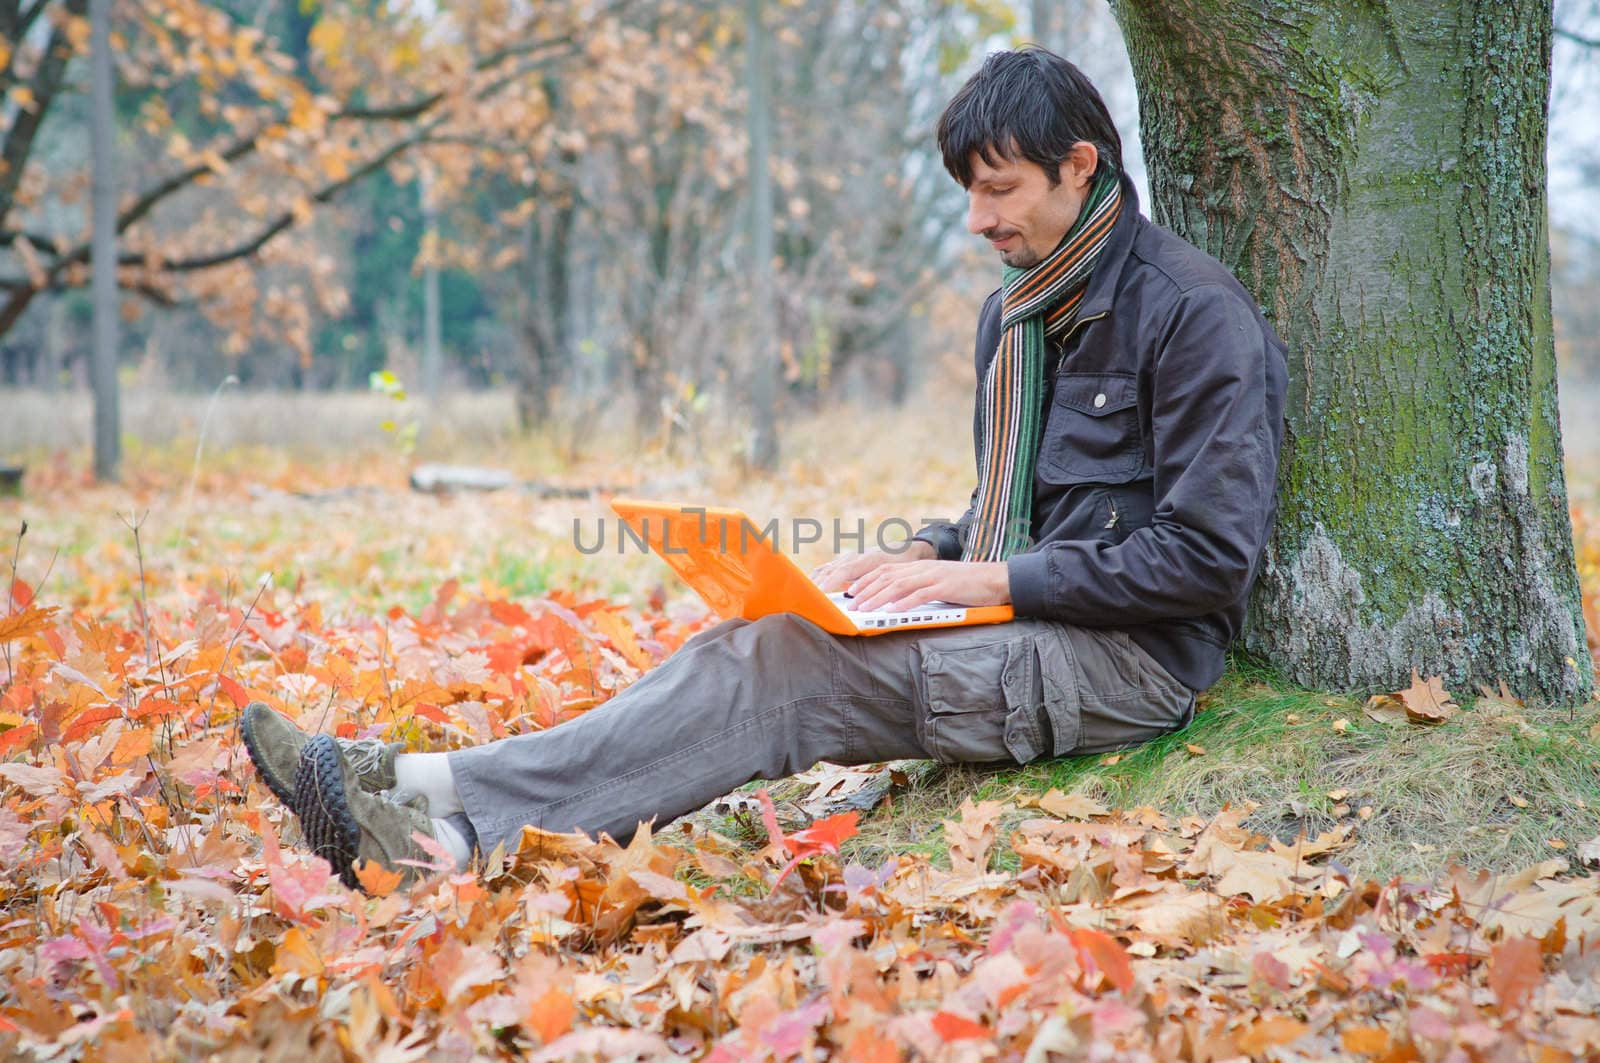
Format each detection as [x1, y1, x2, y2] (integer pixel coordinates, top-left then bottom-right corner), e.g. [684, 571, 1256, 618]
[740, 655, 1600, 883]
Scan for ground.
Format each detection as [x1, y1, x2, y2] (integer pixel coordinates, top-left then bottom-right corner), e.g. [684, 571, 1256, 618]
[0, 386, 1598, 1059]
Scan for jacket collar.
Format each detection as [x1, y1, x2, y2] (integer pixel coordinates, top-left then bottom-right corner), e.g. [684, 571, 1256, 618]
[1075, 170, 1142, 321]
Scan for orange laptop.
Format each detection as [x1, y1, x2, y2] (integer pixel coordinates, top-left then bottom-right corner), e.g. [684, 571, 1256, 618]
[608, 498, 1014, 636]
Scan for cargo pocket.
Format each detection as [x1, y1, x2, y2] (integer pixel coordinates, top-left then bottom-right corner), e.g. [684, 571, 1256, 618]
[915, 636, 1050, 765]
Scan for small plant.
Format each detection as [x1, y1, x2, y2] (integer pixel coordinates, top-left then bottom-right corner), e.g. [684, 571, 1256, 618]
[369, 369, 420, 454]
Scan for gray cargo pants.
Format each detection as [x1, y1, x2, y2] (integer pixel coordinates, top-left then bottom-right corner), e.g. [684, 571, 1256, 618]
[448, 614, 1195, 856]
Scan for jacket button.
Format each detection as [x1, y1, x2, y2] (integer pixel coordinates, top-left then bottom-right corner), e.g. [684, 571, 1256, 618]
[1093, 393, 1107, 409]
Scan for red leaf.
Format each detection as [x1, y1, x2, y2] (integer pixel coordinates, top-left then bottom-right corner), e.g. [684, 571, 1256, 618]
[62, 705, 123, 744]
[787, 811, 859, 859]
[130, 696, 182, 720]
[411, 702, 450, 724]
[0, 722, 37, 757]
[931, 1011, 990, 1041]
[217, 674, 250, 709]
[10, 578, 33, 608]
[1069, 926, 1136, 994]
[490, 599, 532, 627]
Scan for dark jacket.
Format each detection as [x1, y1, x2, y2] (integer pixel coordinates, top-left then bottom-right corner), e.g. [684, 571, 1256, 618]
[915, 177, 1288, 692]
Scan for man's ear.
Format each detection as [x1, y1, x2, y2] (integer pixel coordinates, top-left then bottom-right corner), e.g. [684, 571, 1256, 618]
[1057, 141, 1099, 189]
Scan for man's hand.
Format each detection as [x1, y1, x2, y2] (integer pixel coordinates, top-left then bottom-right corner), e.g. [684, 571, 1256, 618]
[845, 559, 1011, 612]
[811, 541, 936, 593]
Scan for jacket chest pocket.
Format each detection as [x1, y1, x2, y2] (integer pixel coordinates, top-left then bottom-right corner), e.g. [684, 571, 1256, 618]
[1037, 371, 1142, 484]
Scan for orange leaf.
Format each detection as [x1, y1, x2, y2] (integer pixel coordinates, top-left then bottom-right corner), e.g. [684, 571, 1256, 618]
[1235, 1016, 1309, 1054]
[0, 604, 56, 642]
[526, 987, 575, 1045]
[0, 722, 37, 757]
[1068, 926, 1135, 994]
[354, 859, 404, 898]
[931, 1011, 990, 1042]
[110, 727, 153, 765]
[10, 578, 33, 608]
[130, 696, 182, 720]
[1488, 935, 1543, 1013]
[1341, 1026, 1391, 1054]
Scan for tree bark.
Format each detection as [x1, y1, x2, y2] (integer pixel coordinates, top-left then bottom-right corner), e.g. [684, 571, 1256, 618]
[1111, 0, 1591, 702]
[746, 0, 780, 470]
[89, 0, 119, 482]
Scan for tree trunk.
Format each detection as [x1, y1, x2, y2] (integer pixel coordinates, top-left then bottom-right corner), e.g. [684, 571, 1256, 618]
[746, 0, 780, 470]
[1111, 0, 1591, 703]
[89, 0, 120, 482]
[419, 169, 443, 405]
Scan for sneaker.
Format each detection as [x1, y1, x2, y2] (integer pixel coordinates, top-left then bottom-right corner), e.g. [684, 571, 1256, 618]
[295, 733, 441, 891]
[241, 702, 416, 810]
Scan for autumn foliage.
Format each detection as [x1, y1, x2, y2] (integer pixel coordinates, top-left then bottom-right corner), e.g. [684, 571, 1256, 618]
[0, 548, 1597, 1059]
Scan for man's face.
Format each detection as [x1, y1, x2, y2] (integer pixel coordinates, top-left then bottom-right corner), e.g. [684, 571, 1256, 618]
[964, 147, 1094, 270]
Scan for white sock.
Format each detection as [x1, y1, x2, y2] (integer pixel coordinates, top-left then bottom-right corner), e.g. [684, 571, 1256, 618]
[432, 816, 472, 871]
[393, 752, 463, 817]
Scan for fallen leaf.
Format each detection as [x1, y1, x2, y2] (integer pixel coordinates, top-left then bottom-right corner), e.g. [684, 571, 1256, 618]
[1488, 936, 1543, 1013]
[1396, 669, 1458, 724]
[1024, 789, 1107, 821]
[1362, 696, 1406, 726]
[1578, 834, 1600, 866]
[1341, 1025, 1391, 1053]
[931, 1011, 990, 1042]
[1333, 718, 1351, 733]
[1068, 926, 1135, 994]
[1185, 743, 1206, 756]
[1235, 1016, 1309, 1054]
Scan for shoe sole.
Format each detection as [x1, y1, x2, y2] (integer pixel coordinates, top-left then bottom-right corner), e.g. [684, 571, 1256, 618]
[241, 705, 300, 809]
[296, 734, 364, 891]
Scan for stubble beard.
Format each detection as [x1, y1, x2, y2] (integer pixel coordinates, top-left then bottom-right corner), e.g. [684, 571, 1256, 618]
[1001, 246, 1042, 269]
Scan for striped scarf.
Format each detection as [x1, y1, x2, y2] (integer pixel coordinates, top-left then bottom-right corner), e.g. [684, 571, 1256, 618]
[962, 171, 1122, 562]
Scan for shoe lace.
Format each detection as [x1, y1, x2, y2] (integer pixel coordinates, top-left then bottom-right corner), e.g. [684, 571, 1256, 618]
[338, 737, 390, 777]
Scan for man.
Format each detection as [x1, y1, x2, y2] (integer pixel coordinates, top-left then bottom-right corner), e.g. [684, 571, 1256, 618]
[246, 47, 1287, 890]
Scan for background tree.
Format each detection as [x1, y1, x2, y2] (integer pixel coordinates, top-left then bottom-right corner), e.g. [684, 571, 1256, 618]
[1111, 0, 1592, 702]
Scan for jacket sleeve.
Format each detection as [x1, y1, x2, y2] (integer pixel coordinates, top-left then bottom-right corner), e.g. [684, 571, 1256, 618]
[1006, 284, 1282, 623]
[913, 289, 1003, 561]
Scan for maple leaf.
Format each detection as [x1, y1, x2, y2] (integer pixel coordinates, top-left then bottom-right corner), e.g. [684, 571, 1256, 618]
[755, 787, 859, 887]
[931, 1011, 991, 1041]
[1068, 926, 1136, 994]
[1395, 669, 1458, 724]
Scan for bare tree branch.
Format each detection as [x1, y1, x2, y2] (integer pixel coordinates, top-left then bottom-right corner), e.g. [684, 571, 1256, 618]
[0, 0, 88, 234]
[152, 125, 439, 273]
[1556, 25, 1600, 47]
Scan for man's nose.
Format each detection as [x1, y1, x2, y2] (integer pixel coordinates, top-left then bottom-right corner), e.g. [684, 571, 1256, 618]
[967, 197, 995, 235]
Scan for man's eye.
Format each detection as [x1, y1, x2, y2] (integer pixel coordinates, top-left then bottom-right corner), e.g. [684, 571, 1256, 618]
[992, 187, 1013, 196]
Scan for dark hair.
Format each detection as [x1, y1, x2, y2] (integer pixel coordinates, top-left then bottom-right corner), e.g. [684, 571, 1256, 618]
[937, 47, 1123, 189]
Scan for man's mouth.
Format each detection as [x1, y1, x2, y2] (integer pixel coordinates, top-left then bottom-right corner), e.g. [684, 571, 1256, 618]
[986, 231, 1019, 249]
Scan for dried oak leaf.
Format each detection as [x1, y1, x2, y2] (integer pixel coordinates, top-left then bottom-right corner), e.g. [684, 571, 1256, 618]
[1022, 788, 1107, 821]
